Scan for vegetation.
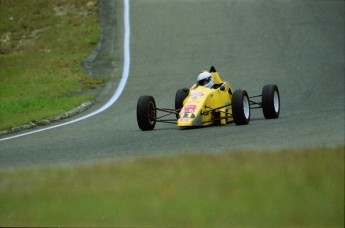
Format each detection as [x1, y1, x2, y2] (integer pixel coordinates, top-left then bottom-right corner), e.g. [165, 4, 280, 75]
[0, 0, 100, 130]
[0, 147, 343, 227]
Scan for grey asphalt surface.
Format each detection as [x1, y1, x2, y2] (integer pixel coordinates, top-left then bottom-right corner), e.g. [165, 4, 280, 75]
[0, 0, 344, 170]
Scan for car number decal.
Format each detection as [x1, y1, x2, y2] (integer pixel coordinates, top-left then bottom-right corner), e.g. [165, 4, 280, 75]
[182, 112, 196, 119]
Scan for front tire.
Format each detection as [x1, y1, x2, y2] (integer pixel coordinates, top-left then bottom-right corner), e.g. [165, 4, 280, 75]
[137, 96, 156, 131]
[232, 90, 250, 125]
[262, 84, 280, 119]
[175, 88, 189, 119]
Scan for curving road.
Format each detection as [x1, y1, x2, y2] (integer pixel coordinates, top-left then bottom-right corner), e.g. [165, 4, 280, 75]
[0, 0, 344, 170]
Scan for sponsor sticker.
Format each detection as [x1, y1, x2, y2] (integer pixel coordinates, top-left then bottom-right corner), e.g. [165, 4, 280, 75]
[191, 91, 204, 98]
[184, 105, 196, 113]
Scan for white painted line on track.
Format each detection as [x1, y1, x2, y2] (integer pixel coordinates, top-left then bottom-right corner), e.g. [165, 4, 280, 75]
[0, 0, 131, 142]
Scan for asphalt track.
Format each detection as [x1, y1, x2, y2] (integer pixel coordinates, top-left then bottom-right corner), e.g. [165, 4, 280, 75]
[0, 0, 344, 170]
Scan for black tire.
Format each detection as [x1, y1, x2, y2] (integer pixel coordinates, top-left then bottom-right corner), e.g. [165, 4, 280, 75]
[262, 84, 280, 119]
[137, 96, 156, 131]
[175, 88, 189, 119]
[232, 90, 250, 125]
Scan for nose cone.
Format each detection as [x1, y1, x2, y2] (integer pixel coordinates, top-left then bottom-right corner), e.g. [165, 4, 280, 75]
[177, 104, 200, 126]
[177, 86, 212, 127]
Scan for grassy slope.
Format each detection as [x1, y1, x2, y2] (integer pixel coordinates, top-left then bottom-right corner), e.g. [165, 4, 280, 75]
[0, 0, 100, 130]
[0, 147, 343, 227]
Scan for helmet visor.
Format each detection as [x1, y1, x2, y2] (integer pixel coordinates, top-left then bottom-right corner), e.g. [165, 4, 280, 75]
[198, 77, 211, 86]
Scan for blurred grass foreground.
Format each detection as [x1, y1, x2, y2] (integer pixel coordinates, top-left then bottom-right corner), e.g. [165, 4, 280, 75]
[0, 0, 100, 130]
[0, 147, 344, 227]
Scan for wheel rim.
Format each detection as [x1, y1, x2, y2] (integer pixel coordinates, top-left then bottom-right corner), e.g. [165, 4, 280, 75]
[148, 101, 156, 124]
[243, 96, 250, 119]
[273, 91, 279, 113]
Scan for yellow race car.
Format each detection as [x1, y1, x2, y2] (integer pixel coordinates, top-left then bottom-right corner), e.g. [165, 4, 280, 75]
[137, 66, 280, 131]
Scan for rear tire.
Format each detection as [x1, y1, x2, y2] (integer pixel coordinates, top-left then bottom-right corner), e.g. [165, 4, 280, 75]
[262, 84, 280, 119]
[175, 88, 189, 119]
[232, 90, 250, 125]
[137, 96, 156, 131]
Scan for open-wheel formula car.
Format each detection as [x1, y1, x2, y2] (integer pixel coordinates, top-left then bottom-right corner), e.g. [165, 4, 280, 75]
[136, 66, 280, 131]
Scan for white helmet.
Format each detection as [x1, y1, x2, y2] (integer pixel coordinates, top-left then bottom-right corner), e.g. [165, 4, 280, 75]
[197, 71, 214, 88]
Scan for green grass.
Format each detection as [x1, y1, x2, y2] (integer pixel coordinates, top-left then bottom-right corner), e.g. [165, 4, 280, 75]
[0, 147, 343, 227]
[0, 0, 100, 130]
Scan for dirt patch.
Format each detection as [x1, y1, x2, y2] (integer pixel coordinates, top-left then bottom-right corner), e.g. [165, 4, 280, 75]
[82, 0, 119, 78]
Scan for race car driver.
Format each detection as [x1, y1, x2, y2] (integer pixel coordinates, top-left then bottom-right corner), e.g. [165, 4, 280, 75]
[197, 71, 214, 88]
